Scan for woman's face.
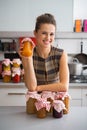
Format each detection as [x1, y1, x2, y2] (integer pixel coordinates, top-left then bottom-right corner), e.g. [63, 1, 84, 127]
[34, 23, 56, 48]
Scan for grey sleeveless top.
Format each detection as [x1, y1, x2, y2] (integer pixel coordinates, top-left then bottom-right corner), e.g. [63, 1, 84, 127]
[33, 46, 63, 85]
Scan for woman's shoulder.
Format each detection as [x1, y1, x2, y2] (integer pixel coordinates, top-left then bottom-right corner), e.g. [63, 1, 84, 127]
[51, 46, 64, 55]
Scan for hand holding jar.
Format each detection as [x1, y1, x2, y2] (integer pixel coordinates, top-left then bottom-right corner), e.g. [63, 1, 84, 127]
[20, 38, 35, 57]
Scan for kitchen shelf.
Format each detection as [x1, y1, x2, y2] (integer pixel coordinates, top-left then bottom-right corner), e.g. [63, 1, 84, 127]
[0, 80, 87, 88]
[0, 80, 25, 88]
[55, 32, 87, 39]
[0, 31, 34, 38]
[0, 31, 87, 39]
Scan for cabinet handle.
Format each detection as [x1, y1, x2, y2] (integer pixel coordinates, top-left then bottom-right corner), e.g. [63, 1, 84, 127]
[8, 93, 25, 95]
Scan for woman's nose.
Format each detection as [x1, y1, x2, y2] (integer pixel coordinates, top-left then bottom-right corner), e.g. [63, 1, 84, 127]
[46, 34, 50, 40]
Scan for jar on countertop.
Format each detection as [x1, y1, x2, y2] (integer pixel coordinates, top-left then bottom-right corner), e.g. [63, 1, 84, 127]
[52, 100, 65, 118]
[2, 70, 11, 82]
[12, 58, 21, 68]
[26, 91, 41, 114]
[21, 38, 35, 57]
[41, 91, 55, 102]
[41, 91, 55, 113]
[35, 98, 51, 118]
[12, 67, 21, 83]
[54, 92, 70, 114]
[2, 59, 11, 71]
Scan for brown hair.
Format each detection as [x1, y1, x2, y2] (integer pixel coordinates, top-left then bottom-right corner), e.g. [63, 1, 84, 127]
[35, 13, 56, 32]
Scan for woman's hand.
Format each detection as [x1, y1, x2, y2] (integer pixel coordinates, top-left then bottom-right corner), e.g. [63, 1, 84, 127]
[18, 37, 35, 58]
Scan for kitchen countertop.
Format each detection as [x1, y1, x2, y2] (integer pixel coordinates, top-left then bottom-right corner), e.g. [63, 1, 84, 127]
[69, 83, 87, 88]
[0, 106, 87, 130]
[0, 81, 87, 88]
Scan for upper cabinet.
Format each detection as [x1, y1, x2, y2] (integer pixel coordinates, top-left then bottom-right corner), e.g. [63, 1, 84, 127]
[0, 0, 73, 32]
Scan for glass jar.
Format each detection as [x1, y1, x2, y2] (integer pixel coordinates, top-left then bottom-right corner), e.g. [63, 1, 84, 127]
[2, 70, 11, 82]
[26, 97, 36, 114]
[63, 96, 70, 114]
[12, 74, 20, 83]
[52, 100, 65, 118]
[37, 107, 47, 118]
[12, 59, 21, 68]
[26, 91, 40, 114]
[35, 99, 51, 118]
[53, 107, 63, 118]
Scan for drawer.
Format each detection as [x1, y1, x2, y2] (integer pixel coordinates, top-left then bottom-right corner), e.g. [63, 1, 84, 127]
[69, 88, 82, 99]
[0, 88, 27, 106]
[70, 99, 82, 106]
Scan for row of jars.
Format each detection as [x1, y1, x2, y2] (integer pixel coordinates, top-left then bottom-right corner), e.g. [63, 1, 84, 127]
[74, 19, 87, 32]
[1, 58, 24, 83]
[26, 91, 70, 118]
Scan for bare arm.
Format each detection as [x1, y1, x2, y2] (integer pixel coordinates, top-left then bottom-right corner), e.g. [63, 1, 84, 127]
[22, 56, 37, 91]
[37, 51, 69, 92]
[18, 38, 37, 91]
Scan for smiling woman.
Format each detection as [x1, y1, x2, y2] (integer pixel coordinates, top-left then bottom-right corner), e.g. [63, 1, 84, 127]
[19, 13, 69, 93]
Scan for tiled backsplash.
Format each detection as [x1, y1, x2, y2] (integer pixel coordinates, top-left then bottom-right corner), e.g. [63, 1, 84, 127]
[0, 32, 87, 61]
[54, 39, 87, 54]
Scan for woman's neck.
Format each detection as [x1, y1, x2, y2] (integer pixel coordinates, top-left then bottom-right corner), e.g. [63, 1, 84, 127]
[36, 46, 51, 59]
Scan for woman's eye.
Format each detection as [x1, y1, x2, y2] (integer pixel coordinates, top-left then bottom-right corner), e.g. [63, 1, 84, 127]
[42, 32, 46, 35]
[50, 33, 54, 36]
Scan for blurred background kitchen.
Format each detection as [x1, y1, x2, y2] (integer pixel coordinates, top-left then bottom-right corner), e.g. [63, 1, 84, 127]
[0, 0, 87, 107]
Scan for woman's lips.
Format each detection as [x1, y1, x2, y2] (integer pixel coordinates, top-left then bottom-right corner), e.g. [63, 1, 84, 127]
[43, 40, 50, 45]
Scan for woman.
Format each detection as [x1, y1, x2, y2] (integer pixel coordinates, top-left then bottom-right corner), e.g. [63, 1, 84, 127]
[19, 13, 69, 92]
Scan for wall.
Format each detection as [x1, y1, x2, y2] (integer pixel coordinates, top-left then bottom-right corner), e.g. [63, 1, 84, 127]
[0, 0, 87, 59]
[74, 0, 87, 19]
[54, 39, 87, 54]
[0, 0, 73, 31]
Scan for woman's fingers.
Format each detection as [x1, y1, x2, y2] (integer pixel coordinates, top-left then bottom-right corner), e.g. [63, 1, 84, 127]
[21, 37, 35, 47]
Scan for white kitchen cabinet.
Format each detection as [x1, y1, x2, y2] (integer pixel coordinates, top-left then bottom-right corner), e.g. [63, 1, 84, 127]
[0, 87, 27, 106]
[82, 89, 87, 106]
[69, 88, 82, 106]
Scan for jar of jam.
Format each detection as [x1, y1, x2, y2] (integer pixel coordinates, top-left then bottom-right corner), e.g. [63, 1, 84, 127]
[21, 38, 35, 57]
[53, 107, 63, 118]
[26, 91, 41, 114]
[36, 107, 47, 118]
[2, 70, 11, 82]
[35, 98, 51, 118]
[54, 92, 70, 114]
[63, 96, 70, 114]
[26, 97, 37, 114]
[12, 59, 21, 68]
[12, 67, 21, 83]
[52, 100, 65, 118]
[12, 74, 20, 83]
[41, 91, 54, 113]
[2, 59, 11, 71]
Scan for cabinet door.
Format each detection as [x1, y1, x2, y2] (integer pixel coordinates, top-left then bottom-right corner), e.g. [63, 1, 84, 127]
[69, 88, 82, 106]
[82, 89, 87, 106]
[0, 88, 27, 106]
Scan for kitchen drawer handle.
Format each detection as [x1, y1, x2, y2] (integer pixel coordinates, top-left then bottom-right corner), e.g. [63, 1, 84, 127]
[8, 93, 25, 95]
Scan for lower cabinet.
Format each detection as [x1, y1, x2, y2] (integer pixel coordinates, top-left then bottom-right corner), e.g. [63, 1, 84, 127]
[69, 87, 87, 107]
[69, 88, 82, 106]
[0, 87, 27, 106]
[0, 85, 87, 107]
[82, 89, 87, 106]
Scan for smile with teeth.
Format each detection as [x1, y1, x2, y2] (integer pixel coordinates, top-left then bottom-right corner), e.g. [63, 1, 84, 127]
[43, 40, 50, 45]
